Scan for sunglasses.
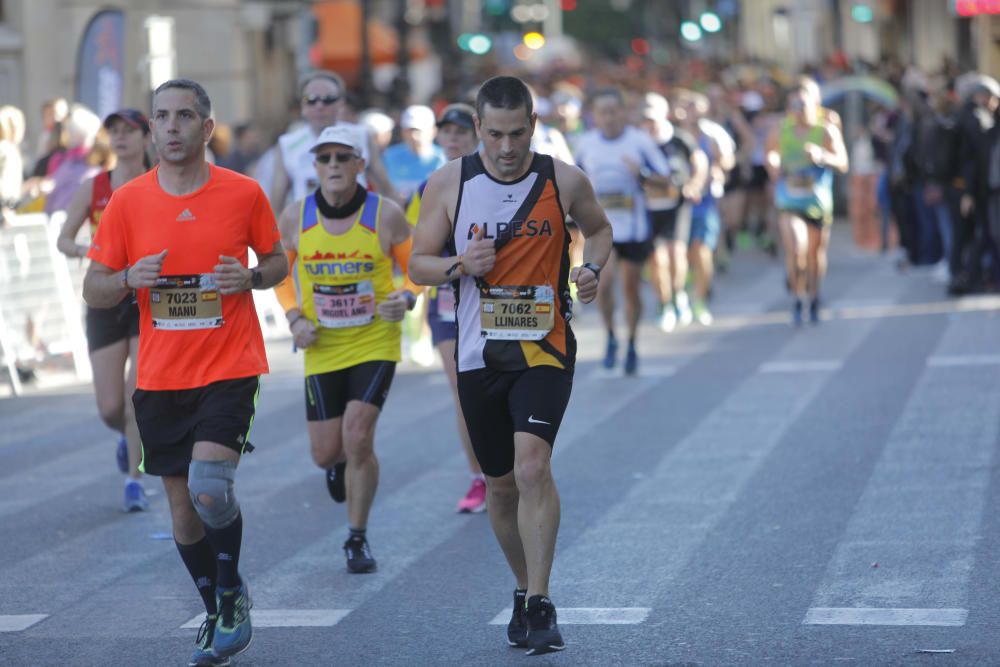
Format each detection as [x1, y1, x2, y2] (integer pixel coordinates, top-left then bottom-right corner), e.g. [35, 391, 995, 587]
[315, 152, 358, 165]
[304, 95, 340, 106]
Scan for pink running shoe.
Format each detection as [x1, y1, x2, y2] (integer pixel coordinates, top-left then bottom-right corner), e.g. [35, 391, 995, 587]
[456, 478, 487, 513]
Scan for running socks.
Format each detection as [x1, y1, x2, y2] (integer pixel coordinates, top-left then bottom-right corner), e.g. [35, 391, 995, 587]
[349, 527, 367, 540]
[176, 537, 218, 615]
[204, 511, 243, 589]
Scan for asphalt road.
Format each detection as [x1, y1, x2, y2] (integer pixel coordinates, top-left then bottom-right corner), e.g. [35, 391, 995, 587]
[4, 228, 1000, 666]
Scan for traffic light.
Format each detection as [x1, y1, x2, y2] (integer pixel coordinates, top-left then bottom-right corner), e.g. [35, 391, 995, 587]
[458, 33, 492, 55]
[851, 3, 874, 22]
[523, 31, 545, 50]
[631, 38, 650, 56]
[680, 21, 702, 42]
[561, 0, 577, 9]
[699, 11, 722, 33]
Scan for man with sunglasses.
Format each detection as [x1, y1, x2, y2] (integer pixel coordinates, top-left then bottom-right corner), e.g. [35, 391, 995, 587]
[270, 70, 398, 213]
[274, 125, 416, 574]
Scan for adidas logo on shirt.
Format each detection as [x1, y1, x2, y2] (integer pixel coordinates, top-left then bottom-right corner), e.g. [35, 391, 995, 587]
[176, 208, 196, 222]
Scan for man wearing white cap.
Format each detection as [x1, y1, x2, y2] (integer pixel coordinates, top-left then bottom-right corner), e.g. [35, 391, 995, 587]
[273, 124, 418, 574]
[383, 104, 447, 201]
[270, 70, 399, 213]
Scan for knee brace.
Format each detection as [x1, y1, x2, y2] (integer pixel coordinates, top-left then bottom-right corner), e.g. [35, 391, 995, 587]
[188, 460, 240, 529]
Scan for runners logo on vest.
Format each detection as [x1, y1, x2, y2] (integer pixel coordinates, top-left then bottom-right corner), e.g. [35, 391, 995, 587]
[304, 250, 375, 276]
[468, 220, 552, 241]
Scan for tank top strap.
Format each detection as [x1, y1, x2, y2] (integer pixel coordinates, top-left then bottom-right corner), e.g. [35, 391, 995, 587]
[301, 194, 320, 233]
[359, 192, 380, 233]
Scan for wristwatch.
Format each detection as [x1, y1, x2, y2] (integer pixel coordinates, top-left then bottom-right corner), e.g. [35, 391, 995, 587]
[582, 262, 601, 282]
[251, 268, 263, 288]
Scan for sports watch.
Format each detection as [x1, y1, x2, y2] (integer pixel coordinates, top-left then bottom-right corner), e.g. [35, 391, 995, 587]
[582, 262, 601, 282]
[251, 268, 263, 288]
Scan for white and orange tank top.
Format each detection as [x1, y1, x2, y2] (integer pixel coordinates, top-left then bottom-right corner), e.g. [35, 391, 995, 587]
[452, 153, 574, 373]
[295, 192, 400, 375]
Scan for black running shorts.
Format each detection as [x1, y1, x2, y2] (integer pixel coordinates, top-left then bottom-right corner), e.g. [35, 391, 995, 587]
[612, 240, 653, 264]
[305, 360, 396, 422]
[132, 376, 260, 477]
[85, 298, 140, 353]
[457, 365, 573, 477]
[649, 206, 692, 244]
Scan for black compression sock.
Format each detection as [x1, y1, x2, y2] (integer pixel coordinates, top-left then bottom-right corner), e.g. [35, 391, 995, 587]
[203, 511, 243, 589]
[175, 537, 217, 615]
[349, 527, 367, 540]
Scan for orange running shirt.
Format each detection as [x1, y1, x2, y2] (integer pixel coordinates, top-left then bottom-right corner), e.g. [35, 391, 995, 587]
[88, 165, 280, 390]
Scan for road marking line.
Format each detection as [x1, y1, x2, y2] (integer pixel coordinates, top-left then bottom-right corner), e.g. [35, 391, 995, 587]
[0, 614, 48, 631]
[803, 607, 967, 626]
[489, 607, 651, 625]
[759, 360, 842, 374]
[927, 354, 1000, 367]
[181, 609, 350, 629]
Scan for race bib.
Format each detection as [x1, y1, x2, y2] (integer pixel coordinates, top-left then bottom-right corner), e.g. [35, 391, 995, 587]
[479, 285, 554, 341]
[644, 182, 681, 210]
[150, 274, 223, 330]
[313, 280, 376, 328]
[435, 284, 456, 323]
[598, 192, 634, 211]
[784, 173, 816, 197]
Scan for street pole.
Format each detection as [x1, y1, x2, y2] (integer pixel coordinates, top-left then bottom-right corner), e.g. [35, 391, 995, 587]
[360, 0, 372, 107]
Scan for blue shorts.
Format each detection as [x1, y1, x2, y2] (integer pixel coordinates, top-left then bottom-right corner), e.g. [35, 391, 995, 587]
[689, 204, 721, 250]
[427, 285, 457, 346]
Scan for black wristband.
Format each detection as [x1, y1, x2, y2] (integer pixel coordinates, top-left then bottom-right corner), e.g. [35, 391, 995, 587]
[251, 268, 263, 288]
[582, 262, 601, 282]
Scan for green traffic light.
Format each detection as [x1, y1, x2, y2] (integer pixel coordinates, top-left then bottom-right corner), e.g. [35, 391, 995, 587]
[851, 4, 874, 22]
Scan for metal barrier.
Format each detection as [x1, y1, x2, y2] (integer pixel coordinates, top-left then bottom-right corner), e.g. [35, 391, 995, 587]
[0, 213, 289, 396]
[0, 212, 90, 395]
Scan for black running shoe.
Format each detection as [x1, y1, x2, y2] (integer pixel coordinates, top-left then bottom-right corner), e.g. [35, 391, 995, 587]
[809, 298, 820, 324]
[525, 595, 565, 656]
[343, 535, 377, 573]
[507, 589, 527, 648]
[326, 461, 346, 503]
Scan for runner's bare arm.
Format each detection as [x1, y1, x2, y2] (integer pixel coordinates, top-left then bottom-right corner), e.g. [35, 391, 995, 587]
[56, 178, 94, 259]
[409, 162, 462, 285]
[821, 123, 850, 174]
[214, 242, 287, 295]
[83, 250, 167, 308]
[269, 147, 290, 215]
[365, 134, 402, 205]
[764, 125, 781, 182]
[273, 200, 316, 343]
[556, 162, 612, 303]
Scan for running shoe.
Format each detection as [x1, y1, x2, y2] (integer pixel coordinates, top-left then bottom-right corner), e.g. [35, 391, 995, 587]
[326, 461, 346, 503]
[116, 435, 128, 474]
[123, 480, 148, 513]
[658, 307, 677, 333]
[525, 595, 565, 656]
[344, 535, 377, 573]
[809, 298, 820, 325]
[602, 337, 618, 370]
[624, 343, 638, 376]
[792, 299, 803, 327]
[456, 478, 487, 513]
[507, 589, 528, 648]
[692, 300, 713, 326]
[189, 614, 231, 667]
[675, 292, 694, 327]
[213, 579, 253, 658]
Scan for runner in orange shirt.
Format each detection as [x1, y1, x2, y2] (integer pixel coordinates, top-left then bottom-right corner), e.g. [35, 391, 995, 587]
[83, 79, 287, 667]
